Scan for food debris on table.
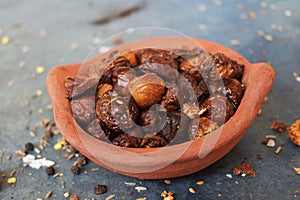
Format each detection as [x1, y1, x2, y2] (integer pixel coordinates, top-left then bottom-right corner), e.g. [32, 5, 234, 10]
[161, 191, 174, 200]
[94, 184, 108, 195]
[288, 119, 300, 146]
[270, 120, 287, 133]
[22, 154, 55, 169]
[233, 162, 256, 177]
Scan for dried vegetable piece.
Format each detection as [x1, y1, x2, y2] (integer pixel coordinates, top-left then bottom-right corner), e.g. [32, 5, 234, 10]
[288, 119, 300, 146]
[233, 162, 256, 177]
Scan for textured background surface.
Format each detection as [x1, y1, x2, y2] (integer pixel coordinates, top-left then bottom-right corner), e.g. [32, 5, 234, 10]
[0, 0, 299, 199]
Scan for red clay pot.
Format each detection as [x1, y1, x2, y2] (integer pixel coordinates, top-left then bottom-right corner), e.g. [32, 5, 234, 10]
[46, 37, 275, 179]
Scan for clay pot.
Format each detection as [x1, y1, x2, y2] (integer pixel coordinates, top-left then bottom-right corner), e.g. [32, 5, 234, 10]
[46, 37, 275, 179]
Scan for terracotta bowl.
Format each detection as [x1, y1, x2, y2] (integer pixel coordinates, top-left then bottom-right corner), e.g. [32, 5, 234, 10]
[46, 37, 275, 179]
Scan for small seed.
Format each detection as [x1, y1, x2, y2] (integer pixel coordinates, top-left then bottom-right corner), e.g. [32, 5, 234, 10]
[294, 167, 300, 174]
[196, 180, 205, 185]
[135, 186, 147, 192]
[265, 135, 277, 139]
[7, 177, 17, 184]
[189, 187, 196, 193]
[105, 194, 116, 200]
[164, 179, 171, 184]
[1, 36, 10, 45]
[44, 190, 53, 199]
[274, 146, 282, 154]
[10, 169, 16, 177]
[36, 66, 45, 74]
[54, 143, 63, 150]
[91, 168, 99, 171]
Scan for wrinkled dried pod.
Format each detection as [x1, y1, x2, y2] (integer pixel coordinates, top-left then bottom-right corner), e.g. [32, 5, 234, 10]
[121, 51, 138, 67]
[189, 117, 219, 139]
[212, 52, 244, 80]
[139, 105, 166, 134]
[96, 90, 140, 137]
[217, 78, 244, 106]
[87, 119, 108, 141]
[159, 111, 181, 143]
[199, 95, 235, 124]
[71, 96, 95, 124]
[128, 73, 166, 110]
[64, 76, 98, 99]
[161, 86, 180, 111]
[113, 134, 140, 148]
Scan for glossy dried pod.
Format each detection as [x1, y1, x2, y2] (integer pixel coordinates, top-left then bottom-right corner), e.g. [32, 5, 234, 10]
[128, 73, 166, 110]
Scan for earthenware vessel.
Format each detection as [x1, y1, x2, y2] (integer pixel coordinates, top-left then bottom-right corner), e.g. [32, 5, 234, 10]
[46, 37, 275, 179]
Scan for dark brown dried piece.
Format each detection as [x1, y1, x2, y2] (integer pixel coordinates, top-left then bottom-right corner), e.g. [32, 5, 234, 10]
[112, 134, 140, 148]
[96, 90, 140, 139]
[45, 166, 55, 176]
[112, 67, 136, 95]
[71, 96, 95, 124]
[142, 135, 168, 148]
[161, 85, 180, 111]
[71, 165, 81, 175]
[178, 58, 203, 81]
[189, 117, 219, 139]
[138, 48, 178, 70]
[199, 95, 235, 125]
[270, 120, 288, 133]
[87, 119, 107, 140]
[64, 76, 98, 99]
[139, 62, 179, 81]
[233, 162, 256, 177]
[214, 78, 244, 106]
[212, 52, 244, 80]
[94, 184, 107, 195]
[159, 111, 181, 143]
[76, 156, 88, 167]
[100, 56, 130, 84]
[25, 142, 34, 151]
[139, 105, 166, 134]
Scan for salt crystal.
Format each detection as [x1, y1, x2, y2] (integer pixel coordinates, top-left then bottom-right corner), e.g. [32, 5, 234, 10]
[226, 174, 232, 178]
[22, 154, 55, 169]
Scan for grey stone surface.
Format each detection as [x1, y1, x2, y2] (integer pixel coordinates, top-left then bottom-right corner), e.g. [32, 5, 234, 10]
[0, 0, 299, 199]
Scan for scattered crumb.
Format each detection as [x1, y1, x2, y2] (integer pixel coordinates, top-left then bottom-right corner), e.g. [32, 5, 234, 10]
[164, 179, 171, 184]
[248, 12, 257, 19]
[264, 34, 273, 42]
[189, 187, 196, 194]
[7, 177, 17, 184]
[110, 36, 123, 44]
[161, 191, 174, 200]
[274, 146, 282, 154]
[1, 36, 10, 45]
[256, 153, 263, 159]
[135, 186, 147, 192]
[106, 194, 116, 200]
[233, 162, 256, 177]
[44, 190, 53, 199]
[294, 167, 300, 175]
[288, 119, 300, 146]
[196, 180, 205, 185]
[125, 182, 136, 186]
[230, 39, 240, 46]
[284, 9, 292, 17]
[270, 120, 287, 133]
[226, 174, 232, 178]
[266, 139, 276, 147]
[36, 66, 45, 74]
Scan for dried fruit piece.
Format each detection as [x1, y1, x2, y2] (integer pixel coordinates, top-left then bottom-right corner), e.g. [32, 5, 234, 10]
[94, 184, 107, 195]
[122, 50, 137, 67]
[71, 165, 81, 175]
[25, 142, 35, 151]
[128, 73, 165, 109]
[288, 119, 300, 146]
